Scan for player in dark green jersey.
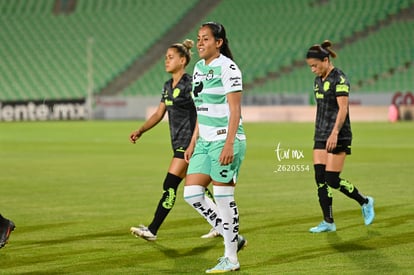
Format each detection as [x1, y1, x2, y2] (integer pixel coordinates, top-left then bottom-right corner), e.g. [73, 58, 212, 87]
[0, 214, 15, 249]
[306, 40, 375, 233]
[129, 39, 216, 241]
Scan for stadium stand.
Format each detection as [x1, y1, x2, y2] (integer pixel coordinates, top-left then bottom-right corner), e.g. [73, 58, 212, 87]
[0, 0, 413, 101]
[122, 0, 414, 96]
[0, 0, 198, 100]
[253, 20, 414, 94]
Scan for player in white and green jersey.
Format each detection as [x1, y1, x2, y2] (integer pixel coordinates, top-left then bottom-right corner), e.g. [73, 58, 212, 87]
[183, 22, 246, 273]
[191, 56, 246, 143]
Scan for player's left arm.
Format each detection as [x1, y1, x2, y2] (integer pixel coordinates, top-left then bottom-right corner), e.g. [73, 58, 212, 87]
[219, 91, 242, 165]
[326, 96, 348, 152]
[219, 61, 243, 165]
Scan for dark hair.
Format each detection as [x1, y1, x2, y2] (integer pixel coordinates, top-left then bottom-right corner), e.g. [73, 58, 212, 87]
[170, 39, 194, 66]
[306, 40, 337, 60]
[201, 21, 234, 61]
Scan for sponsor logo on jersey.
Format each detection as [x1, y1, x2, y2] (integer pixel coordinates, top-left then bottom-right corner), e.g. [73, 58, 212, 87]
[230, 76, 242, 88]
[336, 84, 349, 93]
[193, 82, 203, 97]
[193, 71, 206, 81]
[217, 129, 227, 135]
[315, 92, 324, 99]
[314, 84, 323, 99]
[231, 81, 241, 88]
[197, 106, 208, 112]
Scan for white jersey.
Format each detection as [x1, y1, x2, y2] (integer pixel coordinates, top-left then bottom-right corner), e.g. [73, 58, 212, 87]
[192, 54, 246, 141]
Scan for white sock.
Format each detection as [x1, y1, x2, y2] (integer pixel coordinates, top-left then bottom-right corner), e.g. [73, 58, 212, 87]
[183, 185, 223, 235]
[213, 185, 239, 264]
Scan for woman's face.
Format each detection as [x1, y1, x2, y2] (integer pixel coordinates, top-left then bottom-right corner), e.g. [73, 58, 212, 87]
[306, 57, 330, 77]
[197, 26, 222, 64]
[165, 48, 185, 73]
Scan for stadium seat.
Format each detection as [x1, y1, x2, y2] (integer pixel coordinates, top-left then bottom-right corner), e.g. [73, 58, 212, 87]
[0, 0, 412, 100]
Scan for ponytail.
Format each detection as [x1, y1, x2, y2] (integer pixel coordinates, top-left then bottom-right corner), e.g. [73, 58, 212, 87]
[170, 39, 194, 66]
[306, 40, 337, 60]
[201, 22, 234, 61]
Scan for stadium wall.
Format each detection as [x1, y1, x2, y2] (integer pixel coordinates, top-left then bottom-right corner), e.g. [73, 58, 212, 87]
[1, 91, 413, 122]
[240, 105, 389, 122]
[145, 105, 391, 122]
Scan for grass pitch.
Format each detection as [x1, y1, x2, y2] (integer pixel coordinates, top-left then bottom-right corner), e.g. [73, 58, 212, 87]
[0, 121, 413, 274]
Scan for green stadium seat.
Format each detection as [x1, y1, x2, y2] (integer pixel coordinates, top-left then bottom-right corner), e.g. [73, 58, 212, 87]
[0, 0, 413, 100]
[0, 0, 198, 101]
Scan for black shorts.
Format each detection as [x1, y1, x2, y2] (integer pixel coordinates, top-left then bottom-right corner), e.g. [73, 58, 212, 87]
[313, 140, 352, 155]
[173, 148, 185, 159]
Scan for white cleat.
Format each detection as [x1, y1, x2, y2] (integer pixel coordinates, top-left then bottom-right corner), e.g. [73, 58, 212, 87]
[201, 228, 220, 239]
[130, 225, 157, 241]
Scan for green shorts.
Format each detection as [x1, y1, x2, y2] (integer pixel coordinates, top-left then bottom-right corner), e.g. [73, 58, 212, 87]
[187, 138, 246, 184]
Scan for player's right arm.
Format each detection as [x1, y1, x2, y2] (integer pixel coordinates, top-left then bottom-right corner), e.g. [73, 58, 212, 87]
[129, 102, 167, 144]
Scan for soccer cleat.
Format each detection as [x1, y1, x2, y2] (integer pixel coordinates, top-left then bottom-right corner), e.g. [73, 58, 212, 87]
[130, 225, 157, 241]
[201, 228, 220, 239]
[309, 221, 336, 233]
[237, 234, 247, 252]
[206, 257, 240, 273]
[0, 219, 15, 249]
[362, 196, 375, 225]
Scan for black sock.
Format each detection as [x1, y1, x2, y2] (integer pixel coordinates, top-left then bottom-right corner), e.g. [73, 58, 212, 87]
[148, 173, 182, 235]
[325, 171, 368, 206]
[314, 164, 334, 223]
[318, 184, 334, 223]
[339, 179, 368, 206]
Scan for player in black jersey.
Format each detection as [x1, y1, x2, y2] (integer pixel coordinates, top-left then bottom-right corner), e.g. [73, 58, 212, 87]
[0, 214, 15, 249]
[306, 40, 375, 233]
[129, 39, 216, 240]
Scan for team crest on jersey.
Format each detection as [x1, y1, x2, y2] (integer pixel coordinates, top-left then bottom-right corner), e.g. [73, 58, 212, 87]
[173, 88, 180, 98]
[206, 70, 214, 81]
[323, 81, 330, 91]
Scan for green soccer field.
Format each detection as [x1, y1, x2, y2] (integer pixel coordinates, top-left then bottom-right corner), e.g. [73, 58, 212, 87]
[0, 121, 413, 274]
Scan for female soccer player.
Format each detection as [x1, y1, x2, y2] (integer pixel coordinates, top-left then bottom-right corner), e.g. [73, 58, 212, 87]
[0, 214, 15, 249]
[306, 40, 375, 233]
[129, 39, 215, 241]
[183, 22, 247, 273]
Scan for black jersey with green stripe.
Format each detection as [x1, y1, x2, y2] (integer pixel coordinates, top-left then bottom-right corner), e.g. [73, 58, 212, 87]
[313, 67, 352, 141]
[161, 73, 197, 152]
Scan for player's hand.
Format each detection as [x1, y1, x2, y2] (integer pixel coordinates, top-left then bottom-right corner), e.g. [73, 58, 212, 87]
[219, 143, 234, 165]
[129, 130, 142, 144]
[184, 145, 194, 163]
[326, 132, 338, 152]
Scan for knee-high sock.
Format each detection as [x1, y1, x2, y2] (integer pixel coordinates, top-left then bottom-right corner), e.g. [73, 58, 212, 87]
[214, 185, 239, 264]
[183, 185, 223, 235]
[314, 164, 333, 223]
[148, 173, 182, 235]
[325, 171, 368, 206]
